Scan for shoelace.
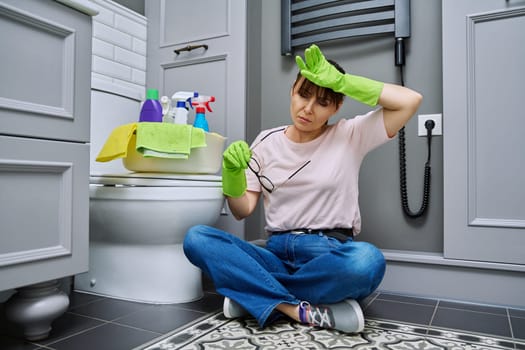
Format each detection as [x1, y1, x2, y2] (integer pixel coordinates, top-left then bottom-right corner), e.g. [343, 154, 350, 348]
[299, 301, 334, 328]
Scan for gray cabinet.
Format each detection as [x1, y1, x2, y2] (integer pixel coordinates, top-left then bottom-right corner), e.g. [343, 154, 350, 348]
[443, 0, 525, 265]
[0, 0, 96, 340]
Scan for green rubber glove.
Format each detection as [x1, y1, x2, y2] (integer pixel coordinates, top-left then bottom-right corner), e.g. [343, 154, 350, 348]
[222, 141, 252, 197]
[295, 44, 384, 106]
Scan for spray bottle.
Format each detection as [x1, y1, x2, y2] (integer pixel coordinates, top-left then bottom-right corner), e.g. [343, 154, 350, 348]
[191, 95, 215, 132]
[170, 91, 199, 124]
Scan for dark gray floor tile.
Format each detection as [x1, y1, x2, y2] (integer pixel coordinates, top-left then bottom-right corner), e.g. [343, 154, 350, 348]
[439, 300, 507, 315]
[364, 299, 435, 325]
[69, 297, 150, 321]
[359, 292, 378, 309]
[376, 293, 438, 307]
[432, 307, 511, 337]
[0, 335, 42, 350]
[512, 316, 525, 340]
[3, 288, 522, 350]
[39, 312, 105, 345]
[175, 292, 223, 313]
[115, 304, 207, 334]
[47, 323, 159, 350]
[510, 308, 525, 319]
[68, 292, 103, 309]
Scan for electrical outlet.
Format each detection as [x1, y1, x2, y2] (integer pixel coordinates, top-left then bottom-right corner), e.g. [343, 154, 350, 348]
[418, 114, 442, 136]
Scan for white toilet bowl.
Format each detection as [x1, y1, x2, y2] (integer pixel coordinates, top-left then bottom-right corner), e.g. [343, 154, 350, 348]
[74, 173, 223, 304]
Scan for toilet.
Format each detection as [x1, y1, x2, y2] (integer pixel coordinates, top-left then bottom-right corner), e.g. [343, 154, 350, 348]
[75, 173, 223, 304]
[74, 90, 225, 304]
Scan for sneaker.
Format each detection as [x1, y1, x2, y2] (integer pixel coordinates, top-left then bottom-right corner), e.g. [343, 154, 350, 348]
[223, 297, 249, 319]
[298, 299, 365, 333]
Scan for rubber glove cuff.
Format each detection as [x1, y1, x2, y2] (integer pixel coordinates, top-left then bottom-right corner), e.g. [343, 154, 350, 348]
[336, 73, 384, 106]
[222, 168, 247, 198]
[221, 140, 251, 198]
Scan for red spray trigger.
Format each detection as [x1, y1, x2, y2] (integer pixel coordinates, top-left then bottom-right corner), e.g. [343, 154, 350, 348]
[205, 96, 215, 112]
[191, 95, 215, 112]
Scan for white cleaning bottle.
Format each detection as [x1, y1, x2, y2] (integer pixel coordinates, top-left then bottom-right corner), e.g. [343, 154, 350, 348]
[171, 91, 199, 124]
[160, 95, 172, 123]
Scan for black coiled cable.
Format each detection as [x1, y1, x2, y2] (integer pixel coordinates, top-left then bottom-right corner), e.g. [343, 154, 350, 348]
[398, 124, 432, 218]
[398, 60, 433, 218]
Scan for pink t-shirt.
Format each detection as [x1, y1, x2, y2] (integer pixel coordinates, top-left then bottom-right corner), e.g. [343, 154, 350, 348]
[246, 108, 391, 235]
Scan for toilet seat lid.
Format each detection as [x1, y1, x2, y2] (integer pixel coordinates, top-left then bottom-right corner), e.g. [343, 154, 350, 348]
[90, 172, 222, 187]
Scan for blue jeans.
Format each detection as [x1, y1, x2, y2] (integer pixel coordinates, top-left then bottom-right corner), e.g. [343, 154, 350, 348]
[183, 224, 385, 327]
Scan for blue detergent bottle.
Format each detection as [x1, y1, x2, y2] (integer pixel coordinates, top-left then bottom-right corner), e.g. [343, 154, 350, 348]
[139, 89, 163, 122]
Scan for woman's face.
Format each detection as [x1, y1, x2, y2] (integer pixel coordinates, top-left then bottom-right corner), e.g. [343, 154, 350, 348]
[290, 77, 341, 133]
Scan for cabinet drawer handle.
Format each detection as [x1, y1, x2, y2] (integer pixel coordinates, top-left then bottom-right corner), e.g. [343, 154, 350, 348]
[174, 44, 208, 55]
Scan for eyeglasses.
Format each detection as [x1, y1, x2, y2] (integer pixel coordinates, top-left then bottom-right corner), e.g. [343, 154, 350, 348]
[247, 128, 311, 193]
[248, 157, 310, 193]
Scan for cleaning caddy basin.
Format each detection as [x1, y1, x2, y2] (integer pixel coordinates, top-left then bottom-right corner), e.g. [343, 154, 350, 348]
[123, 132, 226, 174]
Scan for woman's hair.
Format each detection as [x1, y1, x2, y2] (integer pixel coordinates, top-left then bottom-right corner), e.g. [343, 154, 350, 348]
[293, 59, 346, 107]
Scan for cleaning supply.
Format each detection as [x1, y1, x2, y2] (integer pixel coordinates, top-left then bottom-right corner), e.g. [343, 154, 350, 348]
[191, 94, 215, 132]
[95, 123, 138, 162]
[295, 44, 384, 106]
[135, 123, 206, 159]
[139, 89, 163, 122]
[193, 107, 209, 132]
[171, 91, 199, 125]
[160, 95, 172, 123]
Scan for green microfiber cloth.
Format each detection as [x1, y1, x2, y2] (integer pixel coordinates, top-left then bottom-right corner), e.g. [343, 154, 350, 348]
[136, 123, 206, 159]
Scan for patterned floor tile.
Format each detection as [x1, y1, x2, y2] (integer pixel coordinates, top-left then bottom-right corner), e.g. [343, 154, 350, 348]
[137, 312, 524, 350]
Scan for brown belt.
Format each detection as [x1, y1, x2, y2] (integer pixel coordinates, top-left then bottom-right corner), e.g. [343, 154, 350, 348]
[270, 228, 353, 243]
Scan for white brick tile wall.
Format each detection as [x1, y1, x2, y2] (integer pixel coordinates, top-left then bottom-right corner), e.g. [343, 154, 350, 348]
[132, 38, 147, 56]
[90, 0, 147, 100]
[115, 14, 147, 41]
[132, 68, 146, 85]
[93, 22, 133, 49]
[92, 37, 113, 59]
[114, 46, 146, 71]
[91, 2, 113, 26]
[93, 56, 131, 81]
[112, 77, 146, 94]
[92, 72, 113, 83]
